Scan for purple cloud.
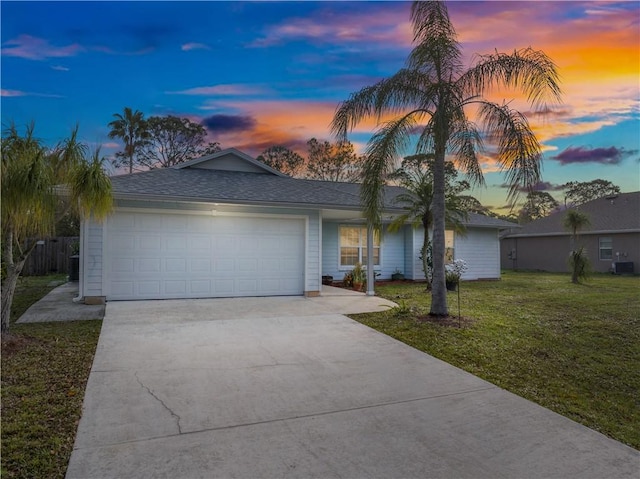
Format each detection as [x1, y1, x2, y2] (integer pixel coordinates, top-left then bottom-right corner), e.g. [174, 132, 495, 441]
[181, 42, 210, 51]
[498, 181, 564, 193]
[551, 146, 636, 165]
[202, 114, 256, 133]
[2, 35, 83, 60]
[1, 89, 26, 97]
[1, 89, 62, 98]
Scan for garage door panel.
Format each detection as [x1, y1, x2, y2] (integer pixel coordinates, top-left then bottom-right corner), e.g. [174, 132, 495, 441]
[215, 258, 235, 273]
[165, 258, 187, 273]
[191, 280, 211, 294]
[189, 236, 211, 251]
[138, 281, 160, 295]
[139, 235, 161, 251]
[112, 234, 135, 250]
[214, 279, 234, 295]
[191, 259, 212, 273]
[165, 236, 187, 251]
[112, 258, 134, 273]
[138, 258, 161, 273]
[106, 212, 305, 300]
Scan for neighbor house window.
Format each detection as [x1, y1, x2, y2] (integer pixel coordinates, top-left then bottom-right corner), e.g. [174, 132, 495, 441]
[599, 237, 612, 260]
[445, 230, 455, 264]
[340, 226, 380, 267]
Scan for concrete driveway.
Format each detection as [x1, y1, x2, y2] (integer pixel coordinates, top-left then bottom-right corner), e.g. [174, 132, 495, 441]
[67, 295, 639, 479]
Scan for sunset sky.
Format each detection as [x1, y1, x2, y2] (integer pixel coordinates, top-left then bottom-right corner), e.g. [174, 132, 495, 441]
[2, 1, 639, 212]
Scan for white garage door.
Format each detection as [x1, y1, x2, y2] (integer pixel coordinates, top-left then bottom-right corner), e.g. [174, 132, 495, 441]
[105, 211, 305, 300]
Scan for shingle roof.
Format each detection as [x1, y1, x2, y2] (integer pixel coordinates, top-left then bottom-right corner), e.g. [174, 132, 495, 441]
[465, 212, 519, 229]
[503, 191, 640, 237]
[110, 167, 405, 211]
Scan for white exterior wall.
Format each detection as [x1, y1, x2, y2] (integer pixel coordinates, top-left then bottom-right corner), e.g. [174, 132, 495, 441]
[321, 222, 405, 281]
[411, 228, 427, 281]
[455, 228, 501, 280]
[306, 211, 321, 292]
[410, 226, 501, 281]
[83, 220, 105, 297]
[381, 227, 405, 278]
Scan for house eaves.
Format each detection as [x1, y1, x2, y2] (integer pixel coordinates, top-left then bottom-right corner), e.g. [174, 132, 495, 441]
[112, 191, 406, 214]
[504, 228, 640, 239]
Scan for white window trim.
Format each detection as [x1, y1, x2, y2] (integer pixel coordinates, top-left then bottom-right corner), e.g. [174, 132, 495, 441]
[338, 225, 381, 270]
[599, 237, 613, 261]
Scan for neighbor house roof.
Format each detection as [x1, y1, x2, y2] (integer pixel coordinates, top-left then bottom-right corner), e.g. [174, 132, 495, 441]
[503, 191, 640, 238]
[465, 212, 518, 229]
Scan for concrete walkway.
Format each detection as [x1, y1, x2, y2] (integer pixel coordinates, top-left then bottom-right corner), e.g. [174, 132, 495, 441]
[66, 296, 639, 478]
[17, 282, 105, 323]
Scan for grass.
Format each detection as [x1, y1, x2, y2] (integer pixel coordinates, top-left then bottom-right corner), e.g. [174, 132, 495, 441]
[1, 275, 102, 479]
[353, 271, 640, 449]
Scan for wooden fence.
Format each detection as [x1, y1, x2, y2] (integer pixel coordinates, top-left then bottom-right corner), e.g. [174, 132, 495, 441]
[22, 237, 79, 277]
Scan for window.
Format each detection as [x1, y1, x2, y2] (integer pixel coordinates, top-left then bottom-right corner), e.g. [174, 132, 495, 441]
[340, 226, 380, 267]
[599, 237, 612, 260]
[445, 230, 455, 264]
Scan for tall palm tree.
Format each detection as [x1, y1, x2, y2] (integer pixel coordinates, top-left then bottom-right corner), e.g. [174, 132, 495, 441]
[1, 124, 112, 333]
[388, 155, 467, 289]
[563, 210, 591, 284]
[331, 1, 561, 316]
[108, 107, 147, 174]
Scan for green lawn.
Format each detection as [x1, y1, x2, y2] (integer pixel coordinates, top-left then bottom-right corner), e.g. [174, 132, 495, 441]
[1, 275, 102, 479]
[353, 271, 640, 449]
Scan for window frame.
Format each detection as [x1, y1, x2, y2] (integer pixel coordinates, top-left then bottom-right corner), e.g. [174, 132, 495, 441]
[339, 225, 381, 269]
[599, 237, 613, 261]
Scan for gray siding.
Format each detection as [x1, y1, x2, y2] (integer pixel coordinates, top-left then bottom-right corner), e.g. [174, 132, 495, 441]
[501, 232, 640, 273]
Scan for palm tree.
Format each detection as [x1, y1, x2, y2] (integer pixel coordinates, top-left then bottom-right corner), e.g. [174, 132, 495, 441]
[563, 210, 591, 284]
[108, 107, 147, 174]
[388, 155, 467, 289]
[331, 1, 561, 316]
[1, 124, 112, 333]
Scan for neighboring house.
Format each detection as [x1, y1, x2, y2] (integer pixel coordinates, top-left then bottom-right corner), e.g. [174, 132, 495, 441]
[501, 191, 640, 274]
[78, 148, 514, 303]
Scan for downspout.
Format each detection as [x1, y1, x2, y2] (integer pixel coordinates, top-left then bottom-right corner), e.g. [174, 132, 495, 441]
[366, 224, 375, 296]
[73, 218, 86, 303]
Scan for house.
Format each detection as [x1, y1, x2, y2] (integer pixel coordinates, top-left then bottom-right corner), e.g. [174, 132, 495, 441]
[500, 191, 640, 274]
[77, 148, 514, 303]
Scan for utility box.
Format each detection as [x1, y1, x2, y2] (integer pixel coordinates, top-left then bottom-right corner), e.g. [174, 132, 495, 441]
[612, 262, 634, 274]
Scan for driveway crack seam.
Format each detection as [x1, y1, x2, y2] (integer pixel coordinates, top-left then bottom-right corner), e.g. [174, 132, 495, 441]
[134, 372, 183, 434]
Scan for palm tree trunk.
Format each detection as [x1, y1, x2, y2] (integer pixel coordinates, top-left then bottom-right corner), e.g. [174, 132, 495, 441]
[1, 229, 35, 333]
[430, 144, 448, 317]
[2, 230, 18, 333]
[421, 216, 432, 290]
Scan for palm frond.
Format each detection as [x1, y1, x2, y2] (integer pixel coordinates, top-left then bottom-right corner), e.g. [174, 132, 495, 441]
[461, 47, 562, 111]
[411, 1, 458, 45]
[478, 101, 542, 203]
[331, 70, 435, 142]
[1, 125, 56, 239]
[362, 113, 422, 228]
[448, 115, 485, 187]
[70, 150, 113, 221]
